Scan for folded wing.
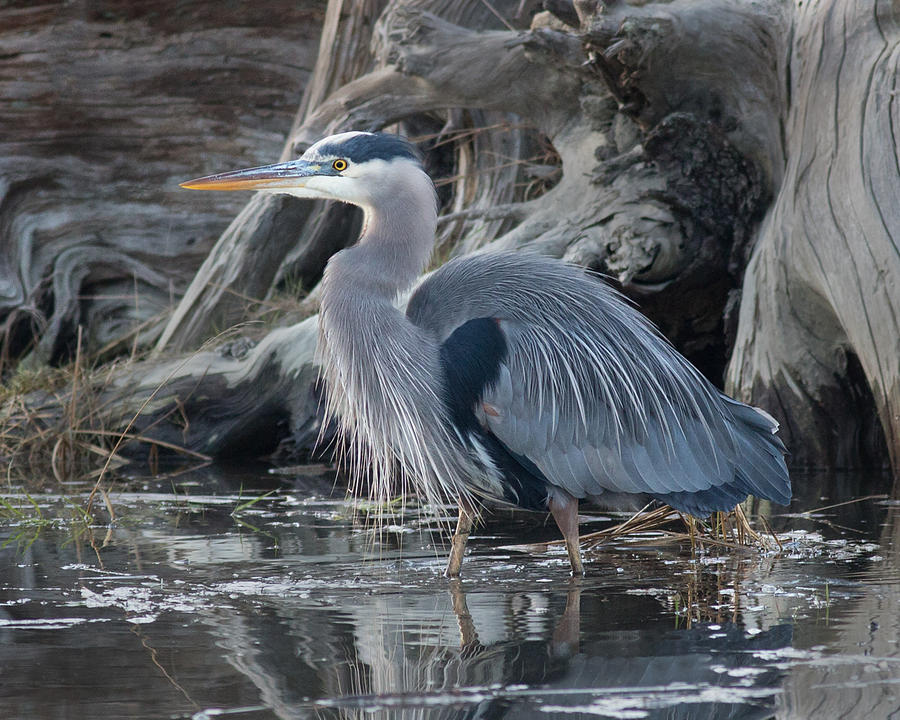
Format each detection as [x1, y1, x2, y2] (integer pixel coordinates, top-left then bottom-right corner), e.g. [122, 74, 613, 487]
[408, 252, 790, 516]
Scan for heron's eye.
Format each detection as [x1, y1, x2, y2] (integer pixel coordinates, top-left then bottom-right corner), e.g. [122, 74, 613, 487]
[332, 159, 348, 172]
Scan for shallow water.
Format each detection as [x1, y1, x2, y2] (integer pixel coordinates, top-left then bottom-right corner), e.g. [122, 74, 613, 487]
[1, 466, 897, 719]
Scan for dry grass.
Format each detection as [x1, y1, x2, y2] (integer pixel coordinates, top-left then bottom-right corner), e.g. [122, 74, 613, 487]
[2, 328, 122, 490]
[533, 502, 784, 554]
[573, 494, 890, 556]
[0, 325, 210, 502]
[0, 276, 301, 500]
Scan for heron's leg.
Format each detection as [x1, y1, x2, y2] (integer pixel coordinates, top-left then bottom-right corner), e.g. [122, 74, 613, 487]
[445, 500, 476, 578]
[551, 578, 582, 655]
[449, 580, 480, 650]
[548, 493, 585, 576]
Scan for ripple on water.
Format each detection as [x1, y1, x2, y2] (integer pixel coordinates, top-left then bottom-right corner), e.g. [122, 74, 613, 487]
[0, 468, 896, 719]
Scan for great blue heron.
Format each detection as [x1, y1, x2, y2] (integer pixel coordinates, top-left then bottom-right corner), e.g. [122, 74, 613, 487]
[181, 131, 791, 576]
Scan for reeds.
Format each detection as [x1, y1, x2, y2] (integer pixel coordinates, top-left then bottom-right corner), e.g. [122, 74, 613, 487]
[537, 501, 784, 554]
[0, 325, 212, 502]
[2, 327, 124, 489]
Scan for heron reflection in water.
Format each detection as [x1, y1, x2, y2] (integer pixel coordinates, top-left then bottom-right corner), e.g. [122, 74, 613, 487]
[181, 131, 791, 576]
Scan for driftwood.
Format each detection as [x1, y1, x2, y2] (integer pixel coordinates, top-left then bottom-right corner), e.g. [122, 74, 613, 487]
[0, 0, 324, 366]
[4, 0, 900, 479]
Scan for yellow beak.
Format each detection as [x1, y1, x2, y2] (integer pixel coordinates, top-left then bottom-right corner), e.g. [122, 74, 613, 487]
[180, 160, 322, 191]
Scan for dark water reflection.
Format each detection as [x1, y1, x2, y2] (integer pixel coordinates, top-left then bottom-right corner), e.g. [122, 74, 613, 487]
[0, 467, 896, 719]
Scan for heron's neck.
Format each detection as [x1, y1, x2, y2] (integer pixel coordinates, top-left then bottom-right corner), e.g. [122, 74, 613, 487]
[316, 175, 472, 514]
[358, 206, 436, 298]
[324, 171, 437, 302]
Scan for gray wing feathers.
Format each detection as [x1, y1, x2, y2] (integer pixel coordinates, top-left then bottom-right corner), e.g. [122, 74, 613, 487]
[408, 252, 790, 511]
[725, 399, 791, 504]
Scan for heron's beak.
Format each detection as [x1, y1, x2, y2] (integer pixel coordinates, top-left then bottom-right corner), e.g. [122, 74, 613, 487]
[180, 160, 323, 191]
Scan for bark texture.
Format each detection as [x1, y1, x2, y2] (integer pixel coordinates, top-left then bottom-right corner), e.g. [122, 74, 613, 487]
[0, 0, 323, 366]
[727, 1, 900, 470]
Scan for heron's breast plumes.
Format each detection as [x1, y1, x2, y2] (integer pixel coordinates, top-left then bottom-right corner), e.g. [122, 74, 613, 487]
[317, 281, 481, 513]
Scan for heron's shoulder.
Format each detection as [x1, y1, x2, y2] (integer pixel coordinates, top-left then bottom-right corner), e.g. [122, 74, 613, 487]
[406, 253, 504, 335]
[430, 251, 582, 279]
[407, 251, 595, 336]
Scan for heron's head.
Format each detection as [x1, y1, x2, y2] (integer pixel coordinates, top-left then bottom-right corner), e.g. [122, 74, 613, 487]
[181, 131, 432, 213]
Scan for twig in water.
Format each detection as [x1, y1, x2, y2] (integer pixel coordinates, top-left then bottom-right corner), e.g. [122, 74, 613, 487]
[758, 513, 783, 553]
[797, 494, 889, 515]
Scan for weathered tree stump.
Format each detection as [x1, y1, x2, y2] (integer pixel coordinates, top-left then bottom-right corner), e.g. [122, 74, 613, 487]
[726, 1, 900, 470]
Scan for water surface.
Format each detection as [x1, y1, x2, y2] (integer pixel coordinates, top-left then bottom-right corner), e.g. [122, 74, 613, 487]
[1, 467, 897, 719]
